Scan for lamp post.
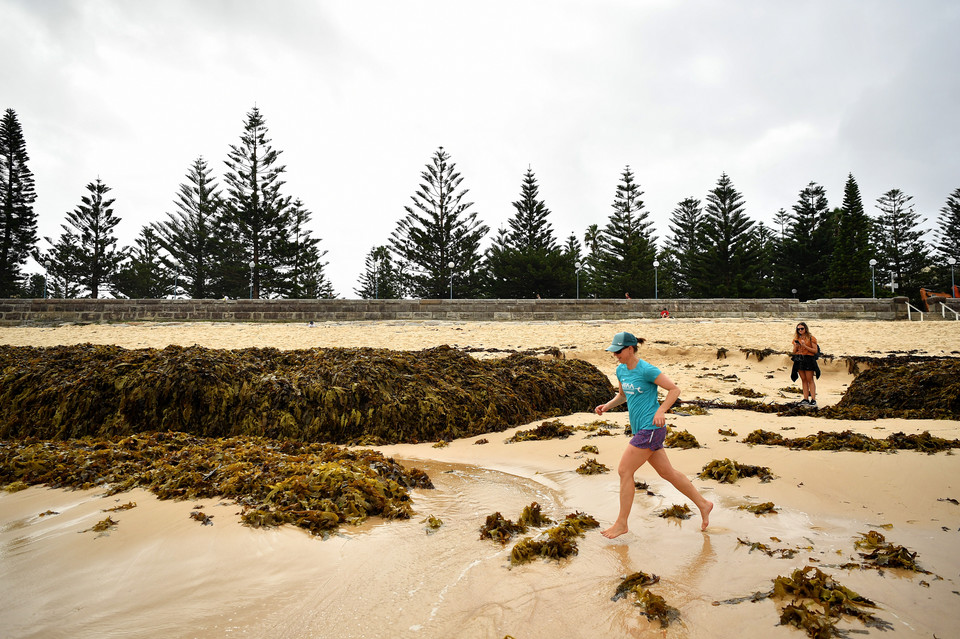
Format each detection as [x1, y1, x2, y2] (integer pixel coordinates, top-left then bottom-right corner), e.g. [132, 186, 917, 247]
[249, 260, 255, 299]
[652, 260, 659, 300]
[869, 259, 877, 298]
[575, 262, 581, 300]
[950, 257, 957, 293]
[173, 271, 180, 299]
[43, 259, 51, 299]
[887, 264, 898, 294]
[448, 261, 455, 300]
[373, 258, 380, 299]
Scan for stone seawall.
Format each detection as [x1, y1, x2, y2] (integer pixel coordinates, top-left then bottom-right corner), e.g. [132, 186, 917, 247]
[0, 297, 912, 325]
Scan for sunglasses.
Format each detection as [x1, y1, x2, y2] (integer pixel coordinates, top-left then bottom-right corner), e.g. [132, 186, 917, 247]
[796, 327, 805, 331]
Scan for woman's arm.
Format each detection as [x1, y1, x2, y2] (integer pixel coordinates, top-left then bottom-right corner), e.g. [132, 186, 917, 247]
[797, 337, 818, 355]
[653, 373, 681, 426]
[595, 382, 626, 415]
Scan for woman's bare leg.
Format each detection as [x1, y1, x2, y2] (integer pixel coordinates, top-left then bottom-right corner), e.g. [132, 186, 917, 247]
[601, 444, 654, 538]
[647, 449, 713, 531]
[799, 370, 815, 401]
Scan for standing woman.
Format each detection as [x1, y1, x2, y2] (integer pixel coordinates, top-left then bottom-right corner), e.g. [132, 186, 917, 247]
[791, 321, 819, 406]
[595, 331, 713, 537]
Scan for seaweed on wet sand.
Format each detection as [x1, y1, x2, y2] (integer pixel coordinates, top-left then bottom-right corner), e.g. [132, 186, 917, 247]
[86, 516, 118, 533]
[578, 445, 599, 454]
[737, 537, 796, 559]
[421, 515, 443, 532]
[0, 344, 615, 444]
[740, 348, 780, 362]
[190, 510, 213, 525]
[742, 428, 960, 453]
[612, 572, 679, 627]
[853, 531, 929, 573]
[718, 428, 738, 437]
[103, 501, 137, 512]
[473, 438, 489, 445]
[659, 504, 692, 520]
[517, 502, 553, 528]
[665, 428, 699, 449]
[739, 502, 778, 515]
[506, 419, 574, 443]
[509, 512, 600, 565]
[576, 459, 609, 475]
[699, 458, 774, 483]
[479, 512, 527, 544]
[0, 432, 432, 537]
[713, 566, 892, 637]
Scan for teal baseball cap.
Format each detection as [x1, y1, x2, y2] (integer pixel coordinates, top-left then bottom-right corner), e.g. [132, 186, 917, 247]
[606, 331, 639, 352]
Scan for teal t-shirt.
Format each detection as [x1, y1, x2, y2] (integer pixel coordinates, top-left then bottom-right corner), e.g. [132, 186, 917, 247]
[616, 359, 662, 433]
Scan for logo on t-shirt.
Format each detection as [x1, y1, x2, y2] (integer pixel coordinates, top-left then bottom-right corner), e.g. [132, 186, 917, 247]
[622, 382, 645, 396]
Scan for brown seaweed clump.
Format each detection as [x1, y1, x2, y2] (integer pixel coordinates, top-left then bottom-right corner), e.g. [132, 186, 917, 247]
[714, 566, 891, 638]
[0, 344, 615, 444]
[718, 428, 738, 437]
[509, 512, 600, 565]
[742, 429, 960, 453]
[575, 459, 609, 475]
[578, 445, 600, 454]
[736, 537, 796, 559]
[103, 501, 137, 512]
[738, 502, 778, 515]
[421, 515, 443, 532]
[506, 419, 574, 443]
[665, 428, 700, 449]
[852, 531, 929, 573]
[87, 516, 118, 533]
[820, 359, 960, 420]
[612, 572, 679, 628]
[517, 502, 554, 528]
[190, 510, 213, 526]
[731, 386, 765, 398]
[0, 431, 432, 537]
[479, 512, 527, 544]
[699, 458, 774, 483]
[659, 504, 692, 520]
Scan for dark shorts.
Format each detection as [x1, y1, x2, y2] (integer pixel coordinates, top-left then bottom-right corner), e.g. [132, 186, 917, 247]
[628, 427, 667, 450]
[795, 355, 818, 372]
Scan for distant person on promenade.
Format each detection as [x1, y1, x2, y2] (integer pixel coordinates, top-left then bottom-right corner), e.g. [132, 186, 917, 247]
[595, 331, 713, 536]
[791, 321, 820, 406]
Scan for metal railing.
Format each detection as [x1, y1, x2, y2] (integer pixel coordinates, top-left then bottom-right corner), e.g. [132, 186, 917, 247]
[906, 302, 924, 321]
[941, 302, 960, 320]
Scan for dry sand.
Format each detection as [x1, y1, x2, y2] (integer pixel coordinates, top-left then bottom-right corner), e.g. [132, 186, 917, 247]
[1, 318, 959, 638]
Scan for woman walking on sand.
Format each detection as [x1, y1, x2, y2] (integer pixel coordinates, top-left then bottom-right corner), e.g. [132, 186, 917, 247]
[595, 331, 712, 536]
[791, 321, 819, 406]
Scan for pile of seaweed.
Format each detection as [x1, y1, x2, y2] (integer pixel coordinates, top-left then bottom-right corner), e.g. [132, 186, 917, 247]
[714, 566, 892, 638]
[0, 344, 614, 444]
[699, 458, 774, 483]
[506, 419, 574, 443]
[819, 359, 960, 420]
[479, 502, 554, 544]
[612, 572, 680, 628]
[742, 429, 960, 453]
[0, 431, 431, 535]
[509, 512, 600, 565]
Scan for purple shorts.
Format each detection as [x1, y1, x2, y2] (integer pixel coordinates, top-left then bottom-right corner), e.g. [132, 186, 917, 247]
[628, 427, 667, 450]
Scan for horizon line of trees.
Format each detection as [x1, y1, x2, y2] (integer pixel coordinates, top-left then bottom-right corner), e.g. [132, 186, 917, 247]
[3, 106, 959, 306]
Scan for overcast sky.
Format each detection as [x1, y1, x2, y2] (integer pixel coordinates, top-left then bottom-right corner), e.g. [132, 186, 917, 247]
[4, 0, 958, 296]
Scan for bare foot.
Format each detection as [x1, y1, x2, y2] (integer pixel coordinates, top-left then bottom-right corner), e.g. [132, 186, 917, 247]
[601, 522, 629, 539]
[699, 500, 714, 531]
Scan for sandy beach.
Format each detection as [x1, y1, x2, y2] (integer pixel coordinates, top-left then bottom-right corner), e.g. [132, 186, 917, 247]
[1, 318, 959, 638]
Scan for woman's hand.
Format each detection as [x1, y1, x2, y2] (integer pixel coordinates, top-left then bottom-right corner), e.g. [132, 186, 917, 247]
[595, 403, 607, 416]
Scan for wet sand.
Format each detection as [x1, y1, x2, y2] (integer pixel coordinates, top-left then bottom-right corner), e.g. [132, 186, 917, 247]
[1, 319, 959, 638]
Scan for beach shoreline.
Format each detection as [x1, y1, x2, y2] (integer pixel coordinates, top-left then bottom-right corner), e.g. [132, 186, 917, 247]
[1, 319, 959, 638]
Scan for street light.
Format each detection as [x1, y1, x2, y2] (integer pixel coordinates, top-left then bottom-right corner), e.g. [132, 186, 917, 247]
[575, 262, 581, 300]
[448, 261, 455, 300]
[373, 258, 380, 299]
[950, 257, 957, 294]
[652, 260, 660, 300]
[888, 264, 898, 294]
[43, 259, 51, 299]
[173, 271, 180, 299]
[249, 260, 255, 299]
[869, 259, 877, 298]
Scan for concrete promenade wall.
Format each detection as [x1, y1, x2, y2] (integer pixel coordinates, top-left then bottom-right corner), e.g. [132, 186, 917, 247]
[0, 297, 913, 326]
